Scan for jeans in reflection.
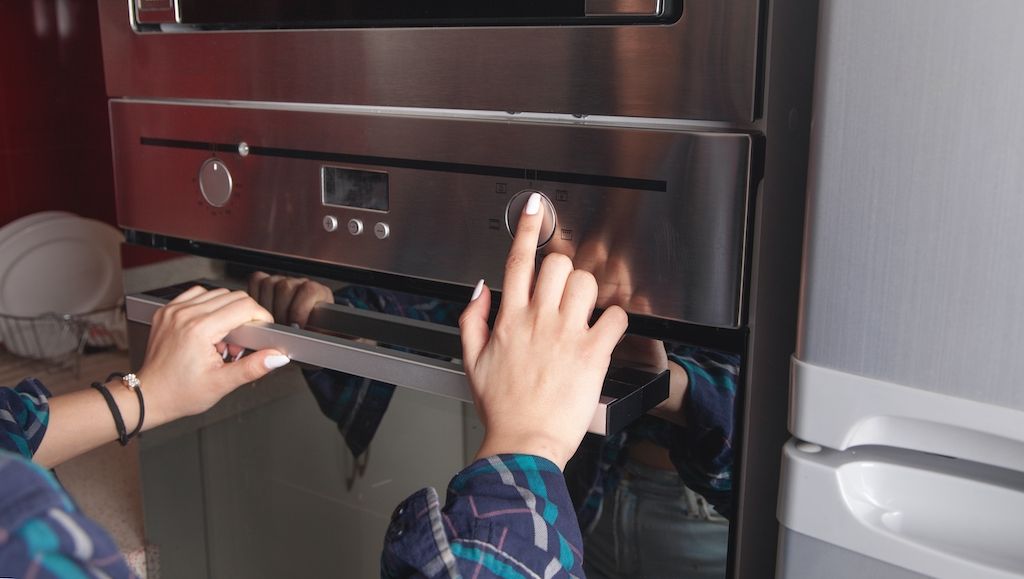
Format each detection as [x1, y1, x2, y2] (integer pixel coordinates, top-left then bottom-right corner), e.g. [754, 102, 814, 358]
[584, 459, 729, 579]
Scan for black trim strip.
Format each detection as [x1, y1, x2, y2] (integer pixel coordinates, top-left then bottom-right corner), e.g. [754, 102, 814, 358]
[139, 137, 668, 192]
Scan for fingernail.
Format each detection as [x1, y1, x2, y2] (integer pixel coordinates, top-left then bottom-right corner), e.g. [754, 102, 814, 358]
[264, 355, 291, 370]
[525, 192, 541, 215]
[221, 349, 231, 362]
[232, 348, 247, 362]
[471, 279, 485, 301]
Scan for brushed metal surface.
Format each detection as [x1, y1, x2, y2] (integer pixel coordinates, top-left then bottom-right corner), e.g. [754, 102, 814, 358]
[585, 0, 662, 16]
[133, 0, 176, 24]
[97, 0, 760, 122]
[798, 0, 1024, 410]
[110, 100, 755, 327]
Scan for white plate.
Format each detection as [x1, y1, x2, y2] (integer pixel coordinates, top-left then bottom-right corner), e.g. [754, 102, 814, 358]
[0, 211, 74, 249]
[0, 216, 124, 317]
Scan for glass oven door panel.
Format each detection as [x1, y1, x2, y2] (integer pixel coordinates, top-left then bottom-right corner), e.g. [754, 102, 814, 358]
[127, 258, 736, 578]
[137, 353, 470, 577]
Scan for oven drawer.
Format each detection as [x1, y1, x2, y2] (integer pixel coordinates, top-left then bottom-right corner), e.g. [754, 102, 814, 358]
[126, 283, 669, 435]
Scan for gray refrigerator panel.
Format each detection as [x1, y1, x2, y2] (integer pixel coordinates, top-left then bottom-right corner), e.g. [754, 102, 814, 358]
[798, 0, 1024, 411]
[777, 531, 928, 579]
[781, 1, 1024, 577]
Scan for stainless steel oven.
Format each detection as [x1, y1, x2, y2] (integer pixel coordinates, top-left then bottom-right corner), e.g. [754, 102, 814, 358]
[102, 0, 820, 577]
[100, 0, 762, 122]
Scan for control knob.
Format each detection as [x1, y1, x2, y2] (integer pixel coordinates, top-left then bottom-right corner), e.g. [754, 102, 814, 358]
[504, 190, 557, 247]
[198, 158, 233, 207]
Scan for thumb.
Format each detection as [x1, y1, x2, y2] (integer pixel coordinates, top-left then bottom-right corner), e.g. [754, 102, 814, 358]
[459, 279, 491, 370]
[220, 348, 290, 388]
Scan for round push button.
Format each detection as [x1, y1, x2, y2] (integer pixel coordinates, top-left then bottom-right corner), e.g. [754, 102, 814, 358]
[198, 158, 233, 207]
[323, 215, 339, 232]
[505, 190, 556, 247]
[348, 218, 364, 235]
[374, 222, 390, 239]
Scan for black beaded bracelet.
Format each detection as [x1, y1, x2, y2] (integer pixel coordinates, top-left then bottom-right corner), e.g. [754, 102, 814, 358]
[91, 381, 127, 446]
[107, 372, 144, 445]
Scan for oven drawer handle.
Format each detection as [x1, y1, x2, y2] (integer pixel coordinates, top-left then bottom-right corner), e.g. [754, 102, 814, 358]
[125, 291, 668, 435]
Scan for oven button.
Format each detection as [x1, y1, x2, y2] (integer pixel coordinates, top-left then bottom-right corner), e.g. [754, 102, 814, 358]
[374, 222, 391, 239]
[505, 190, 557, 247]
[347, 218, 364, 235]
[198, 158, 233, 207]
[323, 215, 339, 232]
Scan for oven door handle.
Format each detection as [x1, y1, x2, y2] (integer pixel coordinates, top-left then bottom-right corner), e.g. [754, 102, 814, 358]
[125, 290, 668, 436]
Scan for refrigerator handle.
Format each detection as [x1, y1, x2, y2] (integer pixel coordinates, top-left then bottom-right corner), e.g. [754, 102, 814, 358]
[125, 287, 668, 436]
[777, 440, 1024, 579]
[790, 357, 1024, 474]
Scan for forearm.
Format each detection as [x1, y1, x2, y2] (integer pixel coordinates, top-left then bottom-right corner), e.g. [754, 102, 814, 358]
[647, 359, 689, 426]
[32, 380, 172, 468]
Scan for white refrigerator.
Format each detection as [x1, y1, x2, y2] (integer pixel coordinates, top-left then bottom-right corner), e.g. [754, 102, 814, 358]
[776, 1, 1024, 578]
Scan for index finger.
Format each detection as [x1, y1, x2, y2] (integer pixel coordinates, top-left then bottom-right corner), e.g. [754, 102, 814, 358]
[502, 192, 545, 308]
[168, 285, 207, 305]
[202, 296, 274, 339]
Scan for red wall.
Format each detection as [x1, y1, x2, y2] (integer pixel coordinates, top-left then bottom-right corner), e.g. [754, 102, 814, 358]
[0, 0, 169, 267]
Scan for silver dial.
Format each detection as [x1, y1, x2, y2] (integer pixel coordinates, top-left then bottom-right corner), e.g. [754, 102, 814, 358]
[504, 190, 557, 247]
[198, 158, 233, 207]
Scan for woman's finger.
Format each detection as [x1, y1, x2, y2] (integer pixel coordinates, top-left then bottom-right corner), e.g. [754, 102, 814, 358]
[167, 285, 208, 305]
[248, 271, 269, 302]
[560, 269, 599, 327]
[532, 253, 574, 313]
[272, 277, 303, 324]
[257, 275, 284, 313]
[179, 287, 231, 307]
[288, 281, 333, 327]
[459, 279, 491, 372]
[588, 305, 630, 356]
[200, 295, 274, 338]
[501, 192, 545, 309]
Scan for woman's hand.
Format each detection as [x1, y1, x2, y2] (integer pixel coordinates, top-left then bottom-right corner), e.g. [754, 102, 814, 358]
[34, 287, 289, 468]
[137, 287, 290, 425]
[460, 193, 629, 470]
[248, 272, 335, 327]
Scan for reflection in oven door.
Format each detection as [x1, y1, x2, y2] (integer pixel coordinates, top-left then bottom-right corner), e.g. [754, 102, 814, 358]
[127, 257, 734, 578]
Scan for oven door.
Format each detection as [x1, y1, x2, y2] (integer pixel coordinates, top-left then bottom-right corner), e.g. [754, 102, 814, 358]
[125, 260, 680, 578]
[100, 0, 762, 121]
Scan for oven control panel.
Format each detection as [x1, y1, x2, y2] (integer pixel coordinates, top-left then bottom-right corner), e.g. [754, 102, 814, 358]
[111, 100, 757, 328]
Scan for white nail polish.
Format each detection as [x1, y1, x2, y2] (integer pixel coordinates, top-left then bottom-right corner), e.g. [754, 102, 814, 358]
[525, 192, 541, 215]
[264, 355, 291, 370]
[471, 279, 485, 301]
[232, 348, 247, 362]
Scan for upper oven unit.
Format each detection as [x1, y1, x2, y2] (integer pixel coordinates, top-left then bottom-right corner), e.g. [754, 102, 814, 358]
[101, 0, 763, 122]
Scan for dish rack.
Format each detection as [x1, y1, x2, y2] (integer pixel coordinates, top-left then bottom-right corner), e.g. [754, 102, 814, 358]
[0, 305, 127, 376]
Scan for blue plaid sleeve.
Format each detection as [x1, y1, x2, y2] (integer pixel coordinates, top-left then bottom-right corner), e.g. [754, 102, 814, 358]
[382, 455, 585, 579]
[666, 347, 739, 519]
[0, 450, 135, 578]
[1, 379, 52, 458]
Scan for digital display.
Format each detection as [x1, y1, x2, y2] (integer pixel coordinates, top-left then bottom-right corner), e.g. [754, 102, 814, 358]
[321, 166, 389, 211]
